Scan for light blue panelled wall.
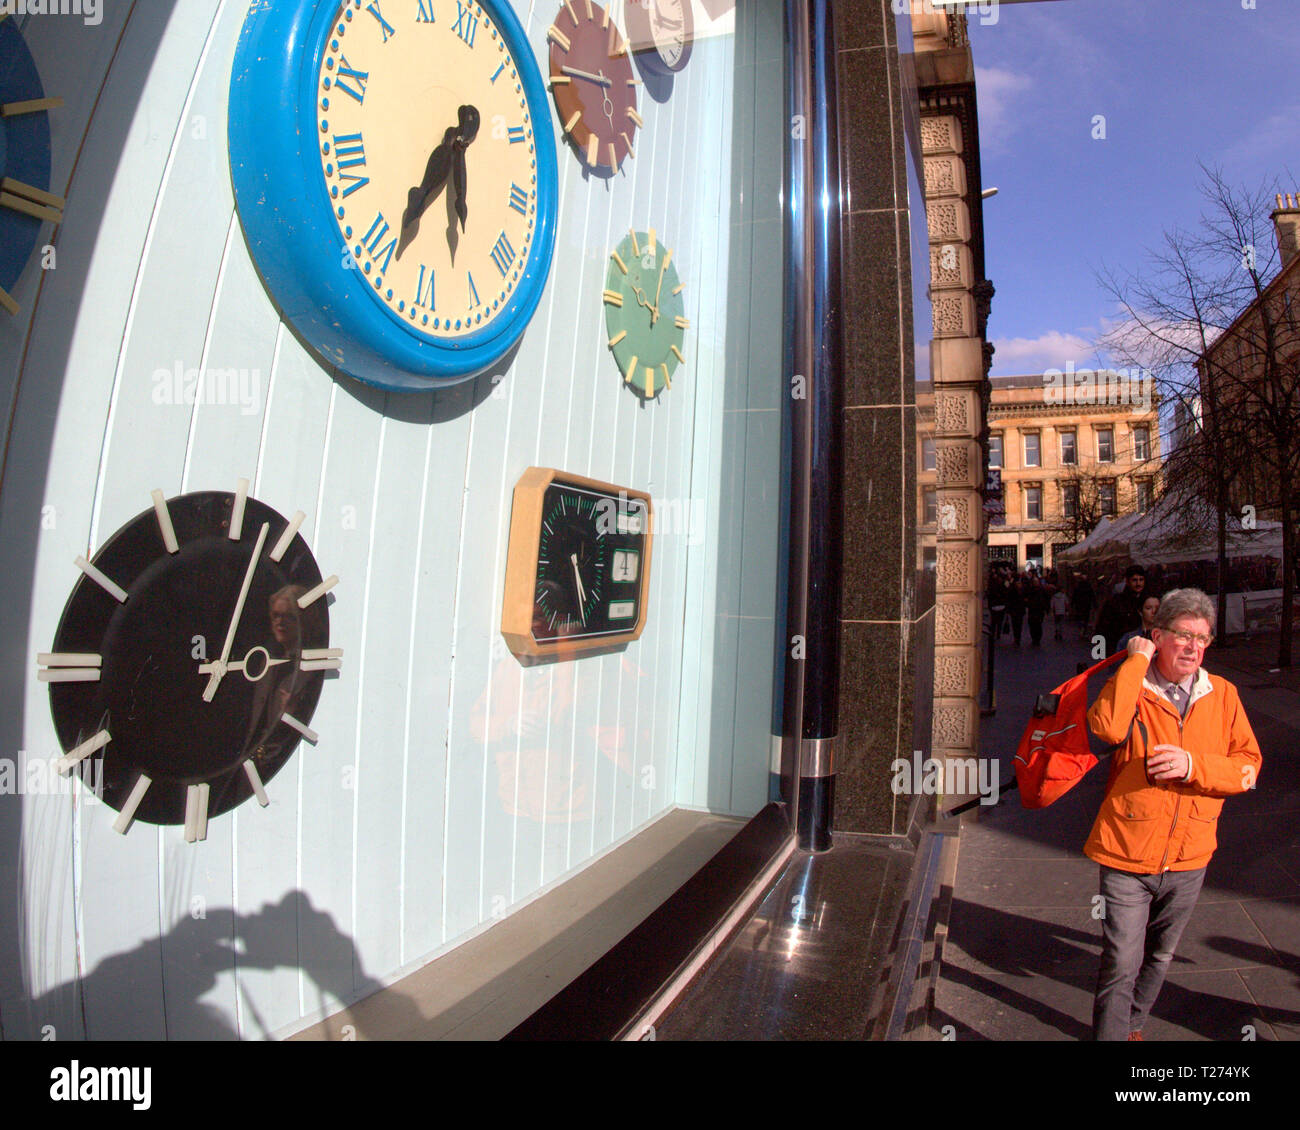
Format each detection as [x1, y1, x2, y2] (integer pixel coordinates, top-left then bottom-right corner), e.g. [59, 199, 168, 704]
[0, 0, 784, 1039]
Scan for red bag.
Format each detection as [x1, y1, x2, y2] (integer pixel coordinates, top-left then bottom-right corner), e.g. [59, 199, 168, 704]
[1013, 652, 1136, 809]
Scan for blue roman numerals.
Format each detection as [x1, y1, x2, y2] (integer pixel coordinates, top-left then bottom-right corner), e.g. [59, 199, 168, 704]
[416, 0, 435, 22]
[413, 264, 435, 310]
[366, 1, 396, 41]
[507, 125, 525, 144]
[467, 272, 481, 306]
[452, 1, 477, 47]
[334, 56, 369, 103]
[507, 183, 528, 216]
[363, 212, 397, 274]
[333, 133, 369, 198]
[490, 232, 516, 277]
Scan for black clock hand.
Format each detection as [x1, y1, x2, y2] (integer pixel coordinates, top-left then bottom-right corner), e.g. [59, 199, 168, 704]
[397, 105, 480, 259]
[452, 142, 468, 233]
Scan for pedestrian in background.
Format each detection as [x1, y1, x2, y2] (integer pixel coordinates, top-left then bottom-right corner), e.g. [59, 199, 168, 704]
[1085, 588, 1262, 1041]
[1051, 583, 1069, 640]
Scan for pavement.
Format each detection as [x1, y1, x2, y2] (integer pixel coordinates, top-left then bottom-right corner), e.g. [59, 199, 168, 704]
[920, 619, 1300, 1041]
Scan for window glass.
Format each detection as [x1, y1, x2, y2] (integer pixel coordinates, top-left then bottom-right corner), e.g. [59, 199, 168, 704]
[1097, 427, 1114, 462]
[1024, 432, 1040, 467]
[1060, 431, 1076, 465]
[988, 433, 1002, 468]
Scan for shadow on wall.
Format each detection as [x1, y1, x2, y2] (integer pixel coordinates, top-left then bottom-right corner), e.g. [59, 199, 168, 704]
[9, 891, 417, 1040]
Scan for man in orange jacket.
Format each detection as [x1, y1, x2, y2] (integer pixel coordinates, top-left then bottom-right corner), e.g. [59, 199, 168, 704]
[1085, 588, 1262, 1041]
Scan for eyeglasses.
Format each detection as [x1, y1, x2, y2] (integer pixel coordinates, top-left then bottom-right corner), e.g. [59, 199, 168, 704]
[1162, 629, 1213, 648]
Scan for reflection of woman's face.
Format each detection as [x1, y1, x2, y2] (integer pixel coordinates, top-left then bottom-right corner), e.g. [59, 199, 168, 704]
[270, 597, 299, 648]
[1141, 597, 1160, 628]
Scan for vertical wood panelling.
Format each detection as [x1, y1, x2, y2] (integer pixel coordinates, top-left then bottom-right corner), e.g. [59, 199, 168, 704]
[9, 0, 233, 1041]
[234, 329, 340, 1035]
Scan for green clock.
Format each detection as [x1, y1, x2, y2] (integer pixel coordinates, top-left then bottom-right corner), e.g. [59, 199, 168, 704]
[603, 228, 688, 400]
[501, 467, 653, 660]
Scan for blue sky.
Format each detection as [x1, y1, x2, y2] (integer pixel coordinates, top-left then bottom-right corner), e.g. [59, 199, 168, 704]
[969, 0, 1300, 377]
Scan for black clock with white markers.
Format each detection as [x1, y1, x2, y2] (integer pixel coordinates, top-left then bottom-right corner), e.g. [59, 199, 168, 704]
[39, 483, 343, 838]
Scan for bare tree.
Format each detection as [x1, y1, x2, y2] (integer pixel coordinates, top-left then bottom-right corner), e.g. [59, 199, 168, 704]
[1098, 165, 1300, 666]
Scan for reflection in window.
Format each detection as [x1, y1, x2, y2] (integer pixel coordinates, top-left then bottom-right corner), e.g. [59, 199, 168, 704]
[923, 487, 937, 526]
[1133, 426, 1150, 461]
[988, 432, 1002, 468]
[1059, 431, 1076, 465]
[921, 435, 936, 472]
[1062, 482, 1079, 520]
[1100, 481, 1117, 515]
[1136, 478, 1153, 512]
[1097, 427, 1114, 462]
[1025, 484, 1042, 521]
[1024, 432, 1040, 467]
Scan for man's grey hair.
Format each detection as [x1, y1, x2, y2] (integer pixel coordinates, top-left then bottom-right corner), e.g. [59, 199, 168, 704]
[1155, 588, 1216, 633]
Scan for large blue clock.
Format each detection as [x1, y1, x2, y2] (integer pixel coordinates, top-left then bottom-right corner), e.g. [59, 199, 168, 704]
[229, 0, 558, 390]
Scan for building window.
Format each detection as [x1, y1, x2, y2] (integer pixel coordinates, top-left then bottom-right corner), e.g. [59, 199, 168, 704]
[1062, 482, 1079, 520]
[1097, 427, 1114, 462]
[1026, 543, 1044, 572]
[1059, 431, 1077, 465]
[1025, 484, 1042, 521]
[1024, 432, 1040, 467]
[988, 432, 1003, 469]
[1099, 481, 1117, 516]
[923, 487, 937, 525]
[1136, 478, 1153, 512]
[1132, 426, 1150, 461]
[921, 435, 936, 472]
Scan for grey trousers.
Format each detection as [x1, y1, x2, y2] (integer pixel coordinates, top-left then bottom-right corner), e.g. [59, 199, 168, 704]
[1093, 864, 1207, 1041]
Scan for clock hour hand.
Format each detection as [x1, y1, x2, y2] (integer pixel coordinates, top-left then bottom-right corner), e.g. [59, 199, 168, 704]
[203, 522, 270, 702]
[397, 104, 480, 259]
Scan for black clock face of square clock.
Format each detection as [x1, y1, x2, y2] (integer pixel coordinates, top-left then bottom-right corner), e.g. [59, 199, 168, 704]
[533, 479, 648, 643]
[46, 492, 330, 827]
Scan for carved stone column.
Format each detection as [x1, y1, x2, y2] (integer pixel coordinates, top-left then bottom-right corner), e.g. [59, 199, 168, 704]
[916, 54, 989, 808]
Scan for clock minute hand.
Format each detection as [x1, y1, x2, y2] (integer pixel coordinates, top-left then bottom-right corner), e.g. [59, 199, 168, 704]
[570, 553, 587, 627]
[203, 522, 270, 703]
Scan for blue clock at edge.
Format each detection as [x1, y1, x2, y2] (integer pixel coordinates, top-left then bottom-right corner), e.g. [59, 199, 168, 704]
[228, 0, 559, 391]
[0, 19, 55, 294]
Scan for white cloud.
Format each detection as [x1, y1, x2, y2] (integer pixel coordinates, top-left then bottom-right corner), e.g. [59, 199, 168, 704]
[973, 65, 1032, 154]
[990, 329, 1096, 375]
[1222, 104, 1300, 168]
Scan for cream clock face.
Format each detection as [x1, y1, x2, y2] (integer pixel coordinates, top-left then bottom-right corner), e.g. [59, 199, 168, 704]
[316, 0, 541, 339]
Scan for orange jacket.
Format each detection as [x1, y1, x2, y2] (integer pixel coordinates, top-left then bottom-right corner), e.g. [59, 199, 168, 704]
[1084, 652, 1262, 873]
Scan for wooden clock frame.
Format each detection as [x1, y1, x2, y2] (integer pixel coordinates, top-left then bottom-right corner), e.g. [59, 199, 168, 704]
[501, 467, 653, 660]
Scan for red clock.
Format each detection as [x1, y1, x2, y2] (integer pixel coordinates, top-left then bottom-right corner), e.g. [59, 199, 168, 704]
[547, 1, 641, 173]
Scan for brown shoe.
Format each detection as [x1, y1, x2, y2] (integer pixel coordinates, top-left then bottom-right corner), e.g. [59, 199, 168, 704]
[1127, 1031, 1143, 1041]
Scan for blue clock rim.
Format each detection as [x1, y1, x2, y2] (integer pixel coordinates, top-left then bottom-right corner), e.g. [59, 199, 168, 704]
[227, 0, 558, 391]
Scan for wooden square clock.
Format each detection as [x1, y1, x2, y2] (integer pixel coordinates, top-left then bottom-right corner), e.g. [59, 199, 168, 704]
[501, 467, 652, 659]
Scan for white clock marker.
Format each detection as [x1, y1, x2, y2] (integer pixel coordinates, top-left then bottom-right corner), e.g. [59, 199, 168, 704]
[112, 774, 151, 835]
[74, 556, 128, 603]
[243, 760, 269, 806]
[269, 510, 306, 563]
[229, 478, 250, 540]
[151, 489, 179, 554]
[297, 575, 338, 609]
[55, 729, 111, 775]
[281, 713, 319, 744]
